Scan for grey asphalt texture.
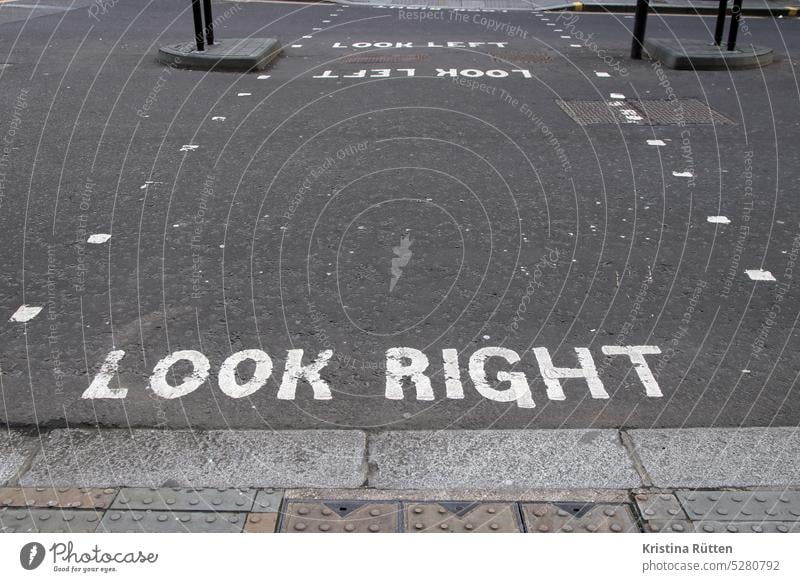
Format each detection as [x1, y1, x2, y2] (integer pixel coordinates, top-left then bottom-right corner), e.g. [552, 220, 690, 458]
[1, 1, 799, 431]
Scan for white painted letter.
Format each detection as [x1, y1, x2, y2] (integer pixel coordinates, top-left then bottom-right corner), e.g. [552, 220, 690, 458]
[149, 350, 210, 399]
[533, 347, 607, 400]
[278, 349, 333, 400]
[219, 349, 273, 398]
[469, 347, 534, 408]
[82, 349, 127, 399]
[442, 348, 464, 399]
[601, 345, 663, 397]
[385, 347, 433, 400]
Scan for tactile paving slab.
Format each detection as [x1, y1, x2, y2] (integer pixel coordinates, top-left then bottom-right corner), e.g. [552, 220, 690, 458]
[111, 487, 255, 512]
[634, 493, 688, 521]
[404, 502, 521, 532]
[0, 508, 102, 533]
[695, 521, 800, 533]
[252, 489, 283, 513]
[644, 520, 695, 533]
[280, 501, 400, 533]
[0, 487, 116, 509]
[521, 502, 640, 533]
[100, 510, 246, 533]
[677, 491, 800, 521]
[244, 513, 278, 533]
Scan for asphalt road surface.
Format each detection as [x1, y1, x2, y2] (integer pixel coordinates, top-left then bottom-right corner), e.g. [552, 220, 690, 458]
[1, 1, 799, 430]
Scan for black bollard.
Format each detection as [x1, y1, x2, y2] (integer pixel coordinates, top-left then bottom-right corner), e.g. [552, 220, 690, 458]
[191, 0, 205, 52]
[203, 0, 214, 46]
[631, 0, 650, 60]
[727, 0, 743, 51]
[714, 0, 728, 46]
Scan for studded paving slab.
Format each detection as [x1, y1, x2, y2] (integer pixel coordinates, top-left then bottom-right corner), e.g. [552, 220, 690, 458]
[404, 502, 522, 532]
[279, 501, 401, 533]
[0, 486, 798, 533]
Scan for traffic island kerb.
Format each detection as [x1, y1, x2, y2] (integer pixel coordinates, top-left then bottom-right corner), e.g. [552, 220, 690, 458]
[157, 38, 282, 72]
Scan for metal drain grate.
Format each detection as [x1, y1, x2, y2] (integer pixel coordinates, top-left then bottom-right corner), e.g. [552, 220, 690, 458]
[557, 98, 734, 126]
[488, 50, 551, 64]
[341, 54, 426, 64]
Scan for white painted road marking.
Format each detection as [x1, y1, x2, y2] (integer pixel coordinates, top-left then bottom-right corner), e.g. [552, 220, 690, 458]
[672, 170, 694, 178]
[83, 346, 664, 404]
[746, 269, 776, 281]
[87, 233, 111, 244]
[707, 216, 731, 224]
[647, 139, 666, 146]
[595, 72, 611, 78]
[179, 144, 198, 152]
[610, 93, 625, 99]
[9, 305, 42, 322]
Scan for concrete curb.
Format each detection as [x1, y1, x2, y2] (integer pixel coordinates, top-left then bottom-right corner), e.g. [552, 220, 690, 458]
[3, 427, 800, 490]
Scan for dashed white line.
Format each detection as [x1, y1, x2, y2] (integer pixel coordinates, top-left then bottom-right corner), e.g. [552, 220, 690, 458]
[10, 305, 42, 322]
[87, 233, 111, 244]
[595, 72, 611, 78]
[746, 269, 776, 281]
[257, 75, 270, 80]
[672, 170, 694, 178]
[237, 92, 252, 97]
[179, 144, 199, 152]
[610, 93, 625, 99]
[211, 116, 226, 121]
[647, 139, 666, 146]
[707, 216, 731, 224]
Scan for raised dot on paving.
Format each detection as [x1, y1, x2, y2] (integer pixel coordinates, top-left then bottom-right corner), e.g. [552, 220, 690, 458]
[746, 269, 776, 281]
[9, 305, 42, 322]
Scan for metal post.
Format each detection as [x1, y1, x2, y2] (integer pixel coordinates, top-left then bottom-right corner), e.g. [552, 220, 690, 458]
[631, 0, 650, 60]
[203, 0, 214, 46]
[714, 0, 728, 46]
[191, 0, 204, 52]
[727, 0, 743, 51]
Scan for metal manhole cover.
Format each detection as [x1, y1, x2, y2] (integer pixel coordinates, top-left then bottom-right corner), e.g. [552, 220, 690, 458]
[280, 501, 400, 532]
[342, 54, 426, 64]
[489, 51, 551, 64]
[520, 502, 640, 532]
[557, 98, 733, 126]
[404, 502, 521, 532]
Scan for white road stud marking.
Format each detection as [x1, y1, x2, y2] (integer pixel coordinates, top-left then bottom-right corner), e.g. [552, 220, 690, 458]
[610, 93, 625, 99]
[595, 71, 611, 77]
[179, 144, 199, 152]
[219, 349, 273, 398]
[746, 269, 776, 281]
[9, 305, 43, 322]
[672, 170, 694, 178]
[291, 44, 303, 48]
[707, 216, 731, 224]
[561, 36, 571, 39]
[257, 75, 270, 79]
[149, 350, 211, 399]
[570, 44, 581, 47]
[303, 35, 312, 39]
[82, 350, 127, 399]
[87, 233, 111, 244]
[647, 139, 666, 146]
[211, 116, 226, 121]
[237, 92, 252, 97]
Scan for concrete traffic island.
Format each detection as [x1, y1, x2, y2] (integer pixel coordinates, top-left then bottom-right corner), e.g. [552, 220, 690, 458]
[157, 38, 282, 72]
[645, 38, 773, 70]
[157, 0, 281, 72]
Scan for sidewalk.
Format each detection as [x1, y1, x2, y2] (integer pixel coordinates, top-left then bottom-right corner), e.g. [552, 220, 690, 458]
[2, 427, 799, 532]
[327, 0, 800, 16]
